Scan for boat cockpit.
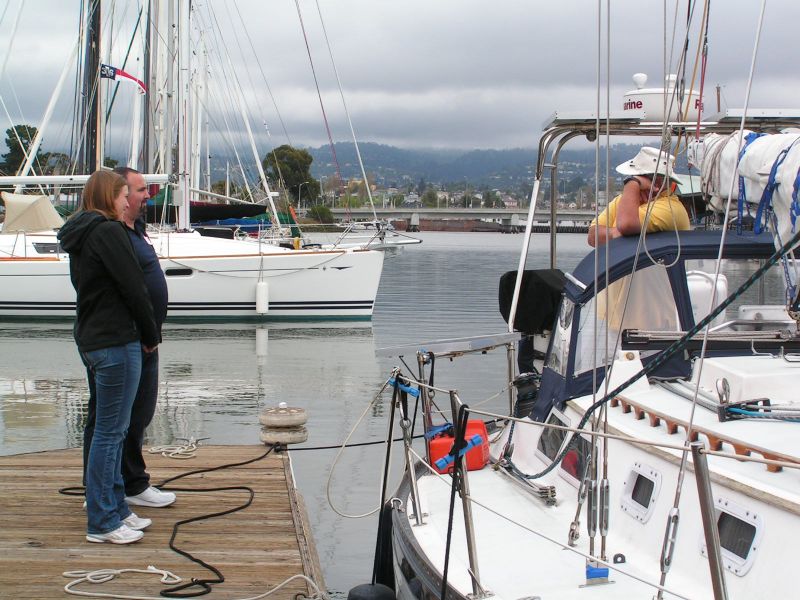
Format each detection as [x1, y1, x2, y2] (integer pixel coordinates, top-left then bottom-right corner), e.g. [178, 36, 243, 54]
[532, 230, 798, 420]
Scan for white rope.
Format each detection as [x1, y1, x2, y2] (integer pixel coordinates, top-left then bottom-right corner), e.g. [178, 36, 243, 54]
[326, 377, 394, 518]
[63, 566, 182, 599]
[147, 437, 206, 459]
[63, 567, 327, 599]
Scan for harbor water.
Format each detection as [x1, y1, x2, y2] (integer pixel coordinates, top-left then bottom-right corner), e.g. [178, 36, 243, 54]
[0, 231, 786, 596]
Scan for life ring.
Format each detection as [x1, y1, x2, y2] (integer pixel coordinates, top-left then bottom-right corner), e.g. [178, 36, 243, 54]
[259, 405, 308, 427]
[259, 426, 308, 445]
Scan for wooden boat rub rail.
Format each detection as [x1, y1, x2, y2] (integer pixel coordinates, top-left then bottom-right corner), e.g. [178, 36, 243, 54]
[570, 399, 800, 517]
[609, 394, 800, 472]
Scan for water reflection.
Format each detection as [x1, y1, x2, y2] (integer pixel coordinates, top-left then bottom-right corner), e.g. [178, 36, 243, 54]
[0, 321, 380, 454]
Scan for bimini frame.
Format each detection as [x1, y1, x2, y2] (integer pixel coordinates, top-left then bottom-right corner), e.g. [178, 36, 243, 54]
[507, 108, 800, 334]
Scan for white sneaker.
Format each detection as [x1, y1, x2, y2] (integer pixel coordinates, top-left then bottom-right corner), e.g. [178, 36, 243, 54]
[126, 486, 176, 508]
[86, 524, 144, 544]
[122, 512, 152, 531]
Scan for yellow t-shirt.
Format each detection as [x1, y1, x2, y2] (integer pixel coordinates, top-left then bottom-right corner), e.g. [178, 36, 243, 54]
[592, 193, 691, 232]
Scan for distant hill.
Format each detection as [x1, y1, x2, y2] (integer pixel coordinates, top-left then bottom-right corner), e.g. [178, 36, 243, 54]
[306, 141, 654, 189]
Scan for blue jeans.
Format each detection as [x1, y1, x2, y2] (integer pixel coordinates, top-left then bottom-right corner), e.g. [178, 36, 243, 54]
[80, 342, 142, 534]
[83, 348, 159, 496]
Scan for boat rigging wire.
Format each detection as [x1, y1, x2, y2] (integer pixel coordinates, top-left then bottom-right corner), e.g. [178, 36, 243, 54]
[314, 0, 379, 223]
[658, 2, 765, 594]
[293, 0, 345, 198]
[439, 405, 470, 600]
[230, 0, 293, 145]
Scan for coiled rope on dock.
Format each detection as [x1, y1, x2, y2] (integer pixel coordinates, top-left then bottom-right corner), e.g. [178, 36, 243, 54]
[63, 568, 327, 600]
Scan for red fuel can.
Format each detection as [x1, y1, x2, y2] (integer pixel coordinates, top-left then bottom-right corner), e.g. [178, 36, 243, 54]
[428, 420, 490, 474]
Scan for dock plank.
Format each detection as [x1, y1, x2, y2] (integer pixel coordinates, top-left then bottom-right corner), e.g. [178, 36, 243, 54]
[0, 445, 325, 598]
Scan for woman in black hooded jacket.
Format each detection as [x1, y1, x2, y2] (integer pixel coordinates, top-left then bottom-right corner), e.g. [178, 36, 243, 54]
[58, 170, 159, 544]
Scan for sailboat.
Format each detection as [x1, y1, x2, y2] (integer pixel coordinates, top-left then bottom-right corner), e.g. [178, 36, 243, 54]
[355, 12, 800, 600]
[0, 1, 385, 321]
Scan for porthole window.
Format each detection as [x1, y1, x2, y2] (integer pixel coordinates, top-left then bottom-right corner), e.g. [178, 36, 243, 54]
[620, 463, 662, 524]
[699, 497, 763, 576]
[534, 409, 570, 465]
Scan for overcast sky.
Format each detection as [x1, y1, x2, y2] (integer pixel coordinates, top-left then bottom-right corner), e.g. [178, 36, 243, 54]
[2, 0, 799, 154]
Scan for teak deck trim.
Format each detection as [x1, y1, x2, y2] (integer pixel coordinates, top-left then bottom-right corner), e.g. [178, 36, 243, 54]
[0, 444, 325, 599]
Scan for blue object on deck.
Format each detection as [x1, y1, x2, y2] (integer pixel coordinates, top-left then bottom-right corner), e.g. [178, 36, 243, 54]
[433, 434, 483, 470]
[388, 378, 420, 397]
[424, 423, 454, 439]
[586, 564, 610, 580]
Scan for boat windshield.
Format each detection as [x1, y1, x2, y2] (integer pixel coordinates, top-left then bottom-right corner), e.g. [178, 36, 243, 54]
[574, 263, 679, 374]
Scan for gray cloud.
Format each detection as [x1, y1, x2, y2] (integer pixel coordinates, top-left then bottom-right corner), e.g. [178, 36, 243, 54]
[2, 0, 799, 154]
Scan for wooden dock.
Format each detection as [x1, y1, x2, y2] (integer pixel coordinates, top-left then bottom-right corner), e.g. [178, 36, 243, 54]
[0, 445, 325, 598]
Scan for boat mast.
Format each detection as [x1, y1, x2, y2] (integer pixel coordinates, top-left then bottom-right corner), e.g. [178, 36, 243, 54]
[175, 0, 191, 231]
[80, 0, 102, 174]
[191, 36, 206, 196]
[142, 0, 153, 172]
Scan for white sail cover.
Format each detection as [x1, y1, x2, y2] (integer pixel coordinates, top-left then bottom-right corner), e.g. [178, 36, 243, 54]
[1, 192, 64, 233]
[688, 130, 800, 249]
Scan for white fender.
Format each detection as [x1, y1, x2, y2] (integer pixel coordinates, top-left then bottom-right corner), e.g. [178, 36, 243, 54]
[255, 280, 268, 314]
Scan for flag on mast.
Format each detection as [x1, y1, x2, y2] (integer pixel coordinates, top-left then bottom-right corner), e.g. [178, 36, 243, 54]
[100, 64, 147, 94]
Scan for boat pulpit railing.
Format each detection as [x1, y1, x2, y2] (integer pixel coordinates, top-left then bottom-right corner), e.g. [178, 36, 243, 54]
[376, 332, 521, 463]
[376, 334, 520, 600]
[392, 371, 489, 599]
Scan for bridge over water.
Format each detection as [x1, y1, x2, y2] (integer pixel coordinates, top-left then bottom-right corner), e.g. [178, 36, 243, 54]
[330, 207, 596, 223]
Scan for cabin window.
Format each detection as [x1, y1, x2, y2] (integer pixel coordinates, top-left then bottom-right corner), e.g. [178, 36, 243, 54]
[33, 242, 60, 254]
[165, 267, 193, 277]
[574, 263, 679, 374]
[534, 409, 570, 465]
[718, 512, 756, 560]
[620, 463, 662, 523]
[700, 497, 762, 576]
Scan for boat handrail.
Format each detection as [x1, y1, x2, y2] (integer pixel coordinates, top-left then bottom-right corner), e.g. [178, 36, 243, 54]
[375, 332, 520, 358]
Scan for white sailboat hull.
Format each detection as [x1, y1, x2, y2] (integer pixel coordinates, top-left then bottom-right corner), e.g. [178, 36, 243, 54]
[0, 231, 384, 320]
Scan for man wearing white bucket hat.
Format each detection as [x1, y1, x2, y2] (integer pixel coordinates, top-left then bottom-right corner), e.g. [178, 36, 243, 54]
[588, 146, 690, 246]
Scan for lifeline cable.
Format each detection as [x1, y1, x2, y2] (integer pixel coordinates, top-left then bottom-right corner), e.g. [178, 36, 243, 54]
[511, 225, 800, 481]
